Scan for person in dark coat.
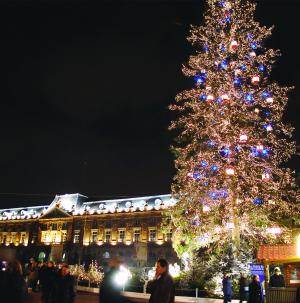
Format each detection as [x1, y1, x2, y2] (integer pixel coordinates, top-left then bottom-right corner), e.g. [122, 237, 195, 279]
[99, 256, 133, 303]
[55, 265, 76, 303]
[239, 273, 249, 303]
[40, 261, 57, 303]
[249, 275, 264, 303]
[148, 258, 175, 303]
[296, 285, 300, 303]
[5, 260, 26, 303]
[222, 273, 232, 303]
[269, 267, 285, 287]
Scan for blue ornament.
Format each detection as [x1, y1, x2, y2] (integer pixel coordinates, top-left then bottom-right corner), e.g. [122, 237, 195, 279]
[207, 140, 215, 147]
[262, 91, 270, 98]
[262, 148, 270, 157]
[259, 65, 266, 72]
[203, 45, 209, 53]
[247, 33, 253, 40]
[210, 192, 217, 199]
[250, 42, 257, 49]
[220, 147, 231, 157]
[234, 78, 242, 86]
[220, 60, 228, 70]
[246, 94, 253, 103]
[225, 17, 231, 23]
[220, 45, 226, 53]
[203, 182, 209, 187]
[193, 172, 201, 181]
[241, 64, 247, 71]
[253, 197, 262, 205]
[211, 164, 218, 172]
[199, 94, 207, 101]
[218, 1, 225, 7]
[264, 111, 271, 117]
[201, 161, 208, 168]
[216, 97, 223, 104]
[220, 111, 225, 116]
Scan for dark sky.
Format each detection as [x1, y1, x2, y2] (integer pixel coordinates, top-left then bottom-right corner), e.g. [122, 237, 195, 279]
[0, 0, 299, 209]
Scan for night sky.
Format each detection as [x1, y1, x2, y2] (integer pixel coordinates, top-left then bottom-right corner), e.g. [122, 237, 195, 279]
[0, 0, 299, 209]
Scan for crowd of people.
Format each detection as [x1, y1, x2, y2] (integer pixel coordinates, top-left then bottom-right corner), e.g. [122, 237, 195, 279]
[222, 267, 286, 303]
[1, 256, 298, 303]
[0, 259, 76, 303]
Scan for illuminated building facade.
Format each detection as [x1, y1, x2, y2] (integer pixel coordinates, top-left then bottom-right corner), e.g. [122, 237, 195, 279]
[0, 194, 178, 266]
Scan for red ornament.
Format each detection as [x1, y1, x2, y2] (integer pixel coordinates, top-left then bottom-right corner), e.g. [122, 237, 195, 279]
[207, 95, 214, 102]
[251, 76, 260, 85]
[230, 40, 238, 51]
[239, 134, 248, 143]
[221, 94, 230, 102]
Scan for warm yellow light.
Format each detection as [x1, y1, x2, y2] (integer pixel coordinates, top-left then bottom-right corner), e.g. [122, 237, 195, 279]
[297, 234, 300, 257]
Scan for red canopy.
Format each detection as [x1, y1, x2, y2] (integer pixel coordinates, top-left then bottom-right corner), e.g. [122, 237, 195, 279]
[257, 245, 298, 262]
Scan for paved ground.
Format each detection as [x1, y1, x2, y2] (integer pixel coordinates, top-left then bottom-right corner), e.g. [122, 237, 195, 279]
[25, 291, 98, 303]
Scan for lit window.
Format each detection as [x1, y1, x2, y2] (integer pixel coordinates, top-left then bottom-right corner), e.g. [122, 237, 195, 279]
[73, 230, 80, 243]
[149, 228, 157, 242]
[133, 229, 141, 242]
[105, 230, 111, 242]
[52, 232, 57, 243]
[11, 232, 16, 244]
[165, 229, 172, 241]
[118, 229, 125, 242]
[2, 233, 7, 244]
[91, 230, 98, 243]
[20, 232, 26, 244]
[62, 231, 67, 242]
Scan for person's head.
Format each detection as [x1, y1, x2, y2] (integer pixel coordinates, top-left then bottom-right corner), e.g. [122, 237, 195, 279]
[240, 273, 247, 279]
[155, 259, 169, 276]
[7, 260, 22, 275]
[61, 265, 70, 276]
[48, 261, 54, 268]
[274, 267, 281, 276]
[223, 272, 229, 279]
[109, 256, 121, 269]
[253, 275, 260, 282]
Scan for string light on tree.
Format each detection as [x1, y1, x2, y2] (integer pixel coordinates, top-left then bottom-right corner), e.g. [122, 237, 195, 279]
[225, 167, 235, 176]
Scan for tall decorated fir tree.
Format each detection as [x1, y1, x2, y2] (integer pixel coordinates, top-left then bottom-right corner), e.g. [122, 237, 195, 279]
[168, 0, 299, 278]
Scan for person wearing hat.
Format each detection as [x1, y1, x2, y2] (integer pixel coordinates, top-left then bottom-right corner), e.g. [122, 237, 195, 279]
[269, 267, 285, 287]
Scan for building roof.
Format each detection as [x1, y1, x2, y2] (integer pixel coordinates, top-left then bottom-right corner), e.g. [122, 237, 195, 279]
[257, 244, 299, 262]
[0, 193, 175, 221]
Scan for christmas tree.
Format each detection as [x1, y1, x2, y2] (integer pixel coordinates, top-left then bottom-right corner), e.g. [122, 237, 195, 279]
[169, 0, 299, 277]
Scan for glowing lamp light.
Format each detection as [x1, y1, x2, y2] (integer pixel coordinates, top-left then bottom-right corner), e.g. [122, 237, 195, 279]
[114, 265, 132, 286]
[267, 227, 281, 235]
[265, 124, 273, 132]
[251, 76, 260, 85]
[266, 97, 274, 104]
[225, 167, 235, 176]
[262, 172, 270, 181]
[207, 95, 214, 102]
[230, 40, 238, 50]
[239, 134, 248, 143]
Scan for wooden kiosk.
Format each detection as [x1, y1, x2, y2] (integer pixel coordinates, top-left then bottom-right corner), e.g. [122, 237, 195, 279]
[257, 244, 300, 302]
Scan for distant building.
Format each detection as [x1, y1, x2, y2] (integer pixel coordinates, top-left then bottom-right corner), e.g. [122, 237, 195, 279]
[0, 193, 178, 267]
